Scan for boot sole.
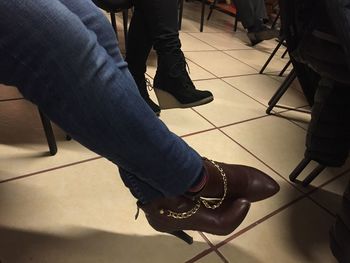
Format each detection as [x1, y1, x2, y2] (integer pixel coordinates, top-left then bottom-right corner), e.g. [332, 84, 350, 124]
[154, 88, 214, 109]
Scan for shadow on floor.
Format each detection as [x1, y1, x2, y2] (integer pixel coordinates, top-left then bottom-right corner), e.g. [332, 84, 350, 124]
[0, 226, 262, 263]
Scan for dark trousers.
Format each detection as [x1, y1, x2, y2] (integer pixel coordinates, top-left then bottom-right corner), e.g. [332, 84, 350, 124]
[234, 0, 268, 29]
[125, 0, 182, 77]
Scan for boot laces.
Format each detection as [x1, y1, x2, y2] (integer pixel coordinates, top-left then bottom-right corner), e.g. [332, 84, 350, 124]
[145, 78, 154, 92]
[170, 60, 195, 90]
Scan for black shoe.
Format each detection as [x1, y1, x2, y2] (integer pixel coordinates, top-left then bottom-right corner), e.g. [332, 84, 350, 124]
[247, 27, 279, 46]
[135, 77, 161, 116]
[153, 52, 213, 109]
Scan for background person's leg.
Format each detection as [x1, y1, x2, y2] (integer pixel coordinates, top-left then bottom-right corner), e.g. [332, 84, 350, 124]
[233, 0, 257, 29]
[234, 0, 278, 45]
[0, 0, 203, 204]
[125, 7, 160, 114]
[253, 0, 268, 22]
[131, 0, 213, 109]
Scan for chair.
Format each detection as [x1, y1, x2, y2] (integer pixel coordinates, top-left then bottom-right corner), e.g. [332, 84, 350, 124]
[206, 0, 239, 32]
[92, 0, 133, 48]
[37, 109, 57, 156]
[259, 37, 289, 75]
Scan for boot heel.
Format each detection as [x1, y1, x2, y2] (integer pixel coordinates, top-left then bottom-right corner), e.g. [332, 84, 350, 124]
[169, 230, 193, 244]
[154, 88, 214, 109]
[154, 88, 183, 109]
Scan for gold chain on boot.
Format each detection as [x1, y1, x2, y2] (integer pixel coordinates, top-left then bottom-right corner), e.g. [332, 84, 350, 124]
[161, 199, 202, 219]
[161, 160, 227, 219]
[200, 160, 227, 209]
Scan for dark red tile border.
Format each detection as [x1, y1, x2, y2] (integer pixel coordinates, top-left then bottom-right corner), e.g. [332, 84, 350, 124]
[0, 156, 102, 184]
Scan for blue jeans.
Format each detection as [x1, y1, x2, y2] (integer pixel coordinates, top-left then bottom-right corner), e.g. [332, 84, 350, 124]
[0, 0, 203, 203]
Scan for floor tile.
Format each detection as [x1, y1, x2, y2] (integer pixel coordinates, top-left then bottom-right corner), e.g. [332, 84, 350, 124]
[192, 79, 267, 126]
[189, 251, 226, 263]
[275, 108, 311, 130]
[310, 172, 350, 215]
[218, 199, 337, 263]
[0, 100, 97, 181]
[223, 74, 307, 110]
[224, 49, 289, 73]
[254, 38, 288, 56]
[0, 85, 23, 101]
[188, 32, 251, 50]
[159, 108, 214, 137]
[184, 51, 256, 77]
[0, 159, 211, 263]
[180, 32, 216, 51]
[221, 116, 346, 188]
[183, 129, 302, 243]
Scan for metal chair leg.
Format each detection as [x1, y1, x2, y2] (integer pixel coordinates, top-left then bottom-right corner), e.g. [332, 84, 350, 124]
[38, 109, 57, 156]
[122, 9, 129, 48]
[178, 0, 184, 30]
[200, 0, 206, 32]
[110, 12, 118, 38]
[260, 40, 284, 74]
[207, 0, 217, 20]
[266, 69, 297, 114]
[233, 16, 238, 32]
[271, 11, 280, 29]
[289, 157, 311, 182]
[289, 157, 326, 186]
[279, 60, 292, 76]
[302, 164, 326, 186]
[281, 48, 288, 59]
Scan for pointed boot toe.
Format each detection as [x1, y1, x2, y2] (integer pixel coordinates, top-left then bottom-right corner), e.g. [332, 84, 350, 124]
[200, 159, 280, 202]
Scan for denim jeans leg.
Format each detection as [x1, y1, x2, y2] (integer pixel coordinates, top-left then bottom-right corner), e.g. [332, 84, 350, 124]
[58, 0, 167, 202]
[0, 0, 203, 203]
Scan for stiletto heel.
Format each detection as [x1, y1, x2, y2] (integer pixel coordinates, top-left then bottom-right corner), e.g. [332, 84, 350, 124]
[169, 230, 193, 244]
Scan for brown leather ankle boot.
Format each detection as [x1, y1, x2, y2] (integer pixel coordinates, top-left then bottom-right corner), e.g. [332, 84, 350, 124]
[195, 158, 280, 202]
[137, 196, 250, 244]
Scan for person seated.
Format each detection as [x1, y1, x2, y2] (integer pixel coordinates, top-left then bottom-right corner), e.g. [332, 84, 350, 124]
[0, 0, 279, 242]
[233, 0, 279, 45]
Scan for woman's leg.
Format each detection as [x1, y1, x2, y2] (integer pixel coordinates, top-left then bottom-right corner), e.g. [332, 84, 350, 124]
[59, 0, 164, 200]
[125, 6, 160, 114]
[0, 0, 203, 203]
[0, 0, 279, 241]
[130, 0, 214, 109]
[60, 0, 121, 61]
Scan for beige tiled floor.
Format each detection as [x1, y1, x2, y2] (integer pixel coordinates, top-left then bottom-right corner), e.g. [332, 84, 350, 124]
[1, 1, 349, 263]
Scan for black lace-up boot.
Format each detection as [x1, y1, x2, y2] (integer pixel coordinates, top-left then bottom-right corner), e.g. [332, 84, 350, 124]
[153, 51, 214, 109]
[134, 75, 161, 116]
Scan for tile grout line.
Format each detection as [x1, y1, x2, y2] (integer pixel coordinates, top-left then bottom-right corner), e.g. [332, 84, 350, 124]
[214, 195, 306, 249]
[186, 30, 279, 55]
[213, 168, 350, 249]
[303, 168, 350, 217]
[190, 168, 350, 261]
[216, 125, 349, 219]
[197, 231, 232, 262]
[0, 156, 102, 184]
[185, 247, 217, 263]
[218, 127, 341, 207]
